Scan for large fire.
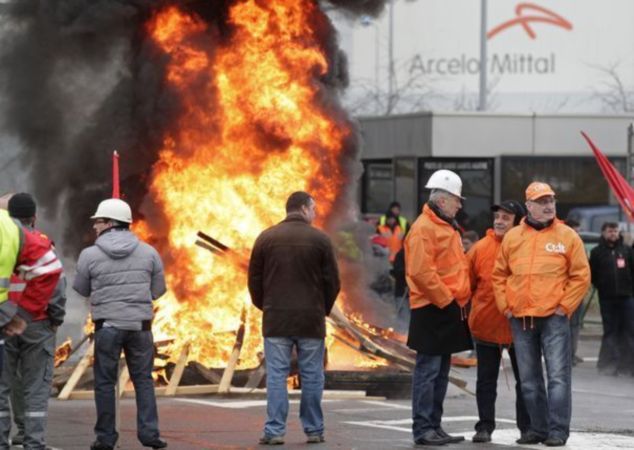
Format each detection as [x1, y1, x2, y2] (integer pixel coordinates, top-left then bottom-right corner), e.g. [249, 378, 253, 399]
[139, 1, 354, 369]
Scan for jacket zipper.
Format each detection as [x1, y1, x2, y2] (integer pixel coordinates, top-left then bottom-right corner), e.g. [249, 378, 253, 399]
[527, 230, 538, 312]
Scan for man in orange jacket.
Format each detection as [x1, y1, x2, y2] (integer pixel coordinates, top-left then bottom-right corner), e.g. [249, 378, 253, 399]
[467, 200, 529, 444]
[492, 182, 590, 447]
[405, 169, 472, 446]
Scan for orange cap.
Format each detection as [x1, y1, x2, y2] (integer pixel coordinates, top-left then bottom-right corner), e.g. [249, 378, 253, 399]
[525, 182, 556, 201]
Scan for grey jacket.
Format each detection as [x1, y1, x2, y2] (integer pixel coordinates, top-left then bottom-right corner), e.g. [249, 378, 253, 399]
[72, 228, 166, 324]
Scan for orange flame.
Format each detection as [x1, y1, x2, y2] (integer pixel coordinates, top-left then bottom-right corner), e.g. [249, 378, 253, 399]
[54, 337, 73, 368]
[142, 1, 352, 368]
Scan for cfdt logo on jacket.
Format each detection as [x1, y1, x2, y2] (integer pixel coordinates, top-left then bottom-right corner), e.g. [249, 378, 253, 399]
[545, 242, 566, 254]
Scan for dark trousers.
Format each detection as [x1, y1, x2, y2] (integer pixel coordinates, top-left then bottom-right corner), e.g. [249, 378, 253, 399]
[598, 297, 634, 375]
[93, 327, 160, 447]
[411, 353, 450, 440]
[474, 344, 530, 434]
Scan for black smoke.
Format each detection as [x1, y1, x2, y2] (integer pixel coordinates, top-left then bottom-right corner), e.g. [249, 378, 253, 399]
[0, 0, 387, 256]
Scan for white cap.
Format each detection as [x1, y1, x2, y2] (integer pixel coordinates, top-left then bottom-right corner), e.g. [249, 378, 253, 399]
[91, 198, 133, 224]
[425, 169, 465, 199]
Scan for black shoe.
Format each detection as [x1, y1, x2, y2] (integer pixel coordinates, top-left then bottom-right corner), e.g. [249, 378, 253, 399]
[90, 441, 114, 450]
[544, 437, 567, 446]
[11, 433, 24, 445]
[516, 431, 546, 444]
[143, 439, 168, 449]
[436, 428, 465, 443]
[414, 430, 452, 446]
[472, 430, 491, 443]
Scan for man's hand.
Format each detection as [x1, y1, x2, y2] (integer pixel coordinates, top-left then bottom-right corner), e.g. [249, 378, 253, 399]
[555, 307, 566, 316]
[3, 316, 27, 336]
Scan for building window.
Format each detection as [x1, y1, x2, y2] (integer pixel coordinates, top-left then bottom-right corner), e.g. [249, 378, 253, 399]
[418, 158, 494, 237]
[361, 159, 393, 214]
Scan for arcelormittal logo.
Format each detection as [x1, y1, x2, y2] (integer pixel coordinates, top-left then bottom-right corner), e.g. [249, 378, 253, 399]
[487, 2, 573, 40]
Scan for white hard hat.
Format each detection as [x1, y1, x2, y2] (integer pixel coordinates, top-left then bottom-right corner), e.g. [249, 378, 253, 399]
[91, 198, 133, 223]
[425, 169, 465, 199]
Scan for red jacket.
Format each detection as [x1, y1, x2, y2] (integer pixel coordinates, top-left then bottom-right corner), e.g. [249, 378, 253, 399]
[9, 227, 62, 321]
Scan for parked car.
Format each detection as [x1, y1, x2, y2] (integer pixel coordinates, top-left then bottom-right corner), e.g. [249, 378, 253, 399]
[566, 205, 625, 233]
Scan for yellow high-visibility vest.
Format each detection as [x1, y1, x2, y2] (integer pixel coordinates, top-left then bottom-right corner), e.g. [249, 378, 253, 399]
[0, 210, 21, 304]
[379, 214, 408, 232]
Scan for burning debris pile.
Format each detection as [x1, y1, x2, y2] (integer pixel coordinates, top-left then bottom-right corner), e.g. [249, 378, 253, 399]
[0, 0, 462, 397]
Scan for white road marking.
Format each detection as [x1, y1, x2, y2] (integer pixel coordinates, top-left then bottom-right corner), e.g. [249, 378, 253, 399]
[343, 420, 634, 449]
[581, 356, 599, 362]
[344, 416, 515, 433]
[174, 398, 336, 409]
[362, 400, 409, 409]
[175, 398, 292, 409]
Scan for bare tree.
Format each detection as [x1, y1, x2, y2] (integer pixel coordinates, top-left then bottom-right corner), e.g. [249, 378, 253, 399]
[591, 63, 634, 113]
[346, 56, 447, 116]
[452, 77, 500, 111]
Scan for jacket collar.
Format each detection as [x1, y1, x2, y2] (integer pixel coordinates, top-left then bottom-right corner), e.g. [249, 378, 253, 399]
[486, 228, 503, 242]
[523, 215, 556, 231]
[424, 203, 460, 231]
[282, 212, 309, 224]
[599, 235, 622, 248]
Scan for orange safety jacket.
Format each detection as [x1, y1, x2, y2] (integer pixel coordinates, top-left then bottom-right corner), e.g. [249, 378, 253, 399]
[492, 218, 590, 319]
[405, 204, 470, 310]
[377, 224, 404, 263]
[467, 229, 512, 345]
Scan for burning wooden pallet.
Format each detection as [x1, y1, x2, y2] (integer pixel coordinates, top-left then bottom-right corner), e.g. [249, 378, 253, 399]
[55, 232, 471, 400]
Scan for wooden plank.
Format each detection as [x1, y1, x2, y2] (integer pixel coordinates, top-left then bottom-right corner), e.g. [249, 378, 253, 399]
[165, 343, 190, 396]
[218, 306, 247, 393]
[67, 384, 220, 400]
[58, 340, 94, 400]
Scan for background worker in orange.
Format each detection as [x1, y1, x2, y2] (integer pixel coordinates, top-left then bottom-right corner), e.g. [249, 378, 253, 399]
[376, 213, 404, 263]
[405, 169, 472, 446]
[467, 200, 529, 444]
[492, 182, 590, 447]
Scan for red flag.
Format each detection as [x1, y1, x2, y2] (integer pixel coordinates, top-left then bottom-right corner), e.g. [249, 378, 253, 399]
[112, 150, 120, 199]
[581, 131, 634, 222]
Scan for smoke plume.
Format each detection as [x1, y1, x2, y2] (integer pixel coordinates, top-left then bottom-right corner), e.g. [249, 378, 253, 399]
[0, 0, 387, 255]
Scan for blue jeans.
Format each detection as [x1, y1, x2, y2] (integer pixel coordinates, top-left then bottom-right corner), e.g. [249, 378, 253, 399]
[93, 327, 160, 447]
[510, 314, 571, 440]
[411, 353, 450, 439]
[263, 337, 325, 438]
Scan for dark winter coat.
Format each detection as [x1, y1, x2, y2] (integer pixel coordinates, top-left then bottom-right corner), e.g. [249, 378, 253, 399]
[407, 300, 473, 355]
[589, 237, 634, 300]
[248, 213, 340, 338]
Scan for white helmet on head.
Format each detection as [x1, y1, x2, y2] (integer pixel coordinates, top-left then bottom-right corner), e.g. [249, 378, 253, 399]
[425, 169, 465, 199]
[91, 198, 133, 224]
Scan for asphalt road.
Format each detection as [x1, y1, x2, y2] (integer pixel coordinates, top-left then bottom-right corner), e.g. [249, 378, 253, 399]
[33, 335, 634, 450]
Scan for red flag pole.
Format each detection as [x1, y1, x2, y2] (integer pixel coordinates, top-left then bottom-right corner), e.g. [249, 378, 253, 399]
[112, 151, 120, 199]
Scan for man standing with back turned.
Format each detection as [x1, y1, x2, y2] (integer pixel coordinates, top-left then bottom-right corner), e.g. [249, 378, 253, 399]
[405, 169, 472, 446]
[248, 191, 340, 446]
[0, 193, 65, 450]
[492, 182, 590, 447]
[73, 198, 167, 450]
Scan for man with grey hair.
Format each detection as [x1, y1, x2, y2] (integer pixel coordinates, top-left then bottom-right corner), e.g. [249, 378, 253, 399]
[405, 170, 472, 446]
[73, 198, 167, 450]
